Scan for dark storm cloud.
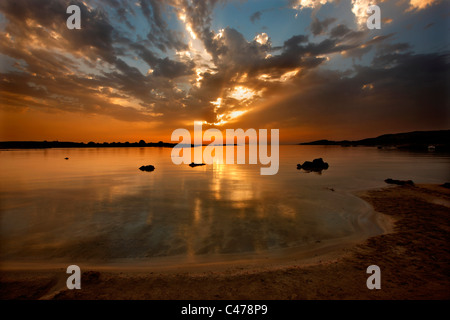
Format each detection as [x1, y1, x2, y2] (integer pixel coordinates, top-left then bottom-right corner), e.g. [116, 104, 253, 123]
[376, 42, 411, 55]
[130, 43, 159, 66]
[339, 33, 397, 59]
[330, 24, 351, 38]
[310, 17, 336, 36]
[202, 28, 350, 76]
[284, 35, 309, 48]
[329, 24, 367, 44]
[131, 43, 195, 78]
[152, 57, 195, 78]
[234, 51, 449, 137]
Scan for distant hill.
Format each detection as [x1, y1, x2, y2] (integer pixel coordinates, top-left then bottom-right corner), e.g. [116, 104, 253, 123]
[299, 130, 450, 152]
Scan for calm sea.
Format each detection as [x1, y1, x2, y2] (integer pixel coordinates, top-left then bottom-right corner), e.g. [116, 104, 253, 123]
[0, 145, 449, 266]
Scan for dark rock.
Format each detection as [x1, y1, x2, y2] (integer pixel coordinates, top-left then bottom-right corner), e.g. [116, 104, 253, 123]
[64, 157, 69, 160]
[384, 178, 414, 186]
[441, 182, 450, 189]
[189, 162, 206, 167]
[139, 165, 155, 172]
[297, 158, 329, 172]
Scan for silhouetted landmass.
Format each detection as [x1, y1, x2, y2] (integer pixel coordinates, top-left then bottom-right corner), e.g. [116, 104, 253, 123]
[297, 158, 329, 172]
[385, 178, 415, 186]
[299, 130, 450, 152]
[0, 140, 178, 149]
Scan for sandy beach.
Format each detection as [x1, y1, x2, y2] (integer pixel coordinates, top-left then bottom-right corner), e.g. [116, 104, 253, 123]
[1, 183, 449, 300]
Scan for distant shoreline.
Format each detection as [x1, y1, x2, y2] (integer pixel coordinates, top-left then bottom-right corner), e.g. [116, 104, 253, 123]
[299, 129, 450, 152]
[2, 129, 450, 150]
[0, 141, 178, 149]
[0, 141, 251, 149]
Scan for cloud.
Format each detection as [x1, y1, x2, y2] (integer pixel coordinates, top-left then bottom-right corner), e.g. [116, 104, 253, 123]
[250, 11, 262, 23]
[291, 1, 371, 28]
[408, 0, 441, 11]
[130, 43, 195, 78]
[310, 17, 337, 36]
[0, 0, 447, 142]
[0, 0, 198, 122]
[350, 0, 377, 28]
[293, 0, 442, 29]
[138, 0, 187, 52]
[233, 51, 449, 139]
[0, 0, 393, 128]
[290, 0, 332, 10]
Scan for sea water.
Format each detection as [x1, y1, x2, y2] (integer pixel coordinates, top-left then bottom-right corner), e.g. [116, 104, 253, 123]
[0, 145, 448, 266]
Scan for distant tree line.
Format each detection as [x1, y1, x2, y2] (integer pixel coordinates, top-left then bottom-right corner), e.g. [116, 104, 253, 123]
[0, 140, 178, 149]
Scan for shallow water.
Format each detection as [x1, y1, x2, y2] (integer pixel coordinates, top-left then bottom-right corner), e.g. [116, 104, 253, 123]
[0, 145, 449, 266]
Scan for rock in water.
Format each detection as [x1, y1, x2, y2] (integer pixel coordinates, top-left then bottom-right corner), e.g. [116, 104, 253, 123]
[297, 158, 329, 172]
[384, 178, 414, 186]
[189, 162, 206, 167]
[139, 165, 155, 172]
[312, 158, 329, 169]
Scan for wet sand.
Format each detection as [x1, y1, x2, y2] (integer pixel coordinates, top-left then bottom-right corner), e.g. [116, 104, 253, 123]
[1, 184, 449, 300]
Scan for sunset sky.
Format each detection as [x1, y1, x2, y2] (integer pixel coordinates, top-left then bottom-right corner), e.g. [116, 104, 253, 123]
[0, 0, 448, 143]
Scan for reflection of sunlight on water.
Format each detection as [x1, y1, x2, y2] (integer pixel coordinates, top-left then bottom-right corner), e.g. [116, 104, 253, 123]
[193, 197, 201, 223]
[211, 160, 257, 209]
[277, 203, 296, 219]
[146, 210, 153, 226]
[108, 184, 136, 198]
[1, 146, 449, 263]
